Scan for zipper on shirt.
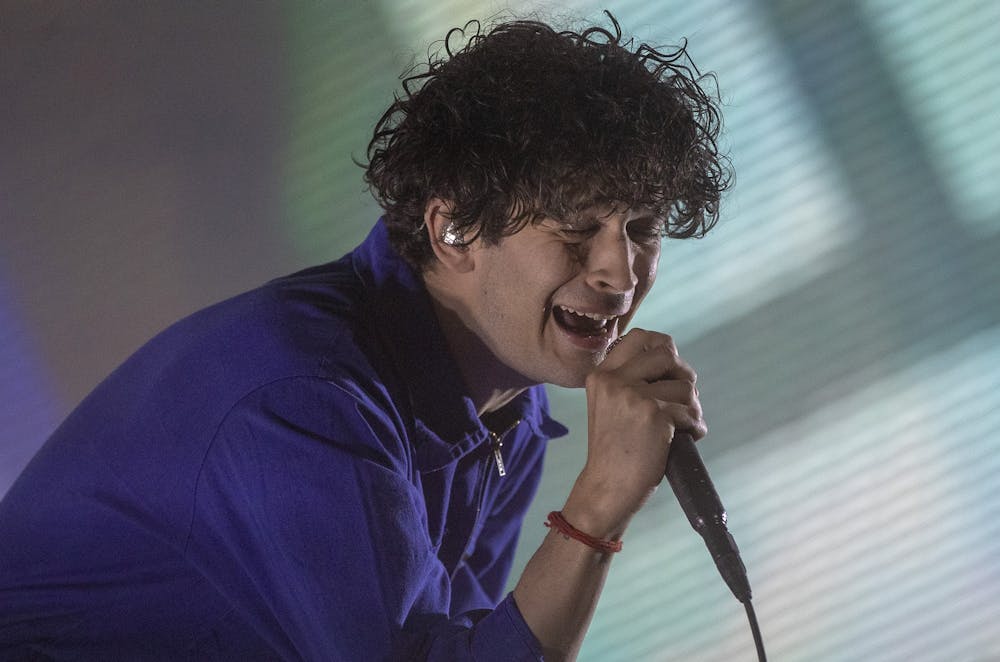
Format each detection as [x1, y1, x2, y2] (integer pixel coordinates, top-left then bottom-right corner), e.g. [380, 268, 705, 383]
[490, 432, 506, 477]
[450, 419, 521, 579]
[489, 418, 520, 478]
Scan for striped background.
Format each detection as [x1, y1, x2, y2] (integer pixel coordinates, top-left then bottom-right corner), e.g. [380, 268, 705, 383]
[2, 2, 998, 660]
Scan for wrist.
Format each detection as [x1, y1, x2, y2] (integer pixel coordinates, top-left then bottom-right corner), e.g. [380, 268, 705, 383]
[545, 511, 623, 553]
[561, 472, 636, 541]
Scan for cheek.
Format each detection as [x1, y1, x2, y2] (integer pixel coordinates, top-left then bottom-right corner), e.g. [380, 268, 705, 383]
[624, 257, 658, 328]
[526, 245, 580, 290]
[637, 251, 659, 292]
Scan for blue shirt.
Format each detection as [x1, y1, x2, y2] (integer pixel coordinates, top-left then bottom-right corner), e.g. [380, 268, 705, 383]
[0, 220, 567, 661]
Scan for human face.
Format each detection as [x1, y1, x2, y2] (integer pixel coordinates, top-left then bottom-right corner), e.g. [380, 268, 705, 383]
[464, 205, 661, 388]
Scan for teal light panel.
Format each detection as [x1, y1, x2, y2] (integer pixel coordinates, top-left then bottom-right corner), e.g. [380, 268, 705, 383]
[282, 2, 1000, 659]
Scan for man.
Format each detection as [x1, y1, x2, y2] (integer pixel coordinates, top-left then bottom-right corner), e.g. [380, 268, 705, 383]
[0, 13, 728, 661]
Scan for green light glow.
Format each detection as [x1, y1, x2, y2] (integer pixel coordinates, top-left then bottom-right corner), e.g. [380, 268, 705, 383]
[282, 2, 1000, 659]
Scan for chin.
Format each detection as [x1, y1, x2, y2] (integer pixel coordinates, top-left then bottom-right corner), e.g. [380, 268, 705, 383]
[552, 376, 588, 389]
[535, 360, 597, 390]
[507, 347, 602, 390]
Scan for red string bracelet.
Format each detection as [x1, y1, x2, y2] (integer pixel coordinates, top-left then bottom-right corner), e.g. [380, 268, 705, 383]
[545, 510, 623, 553]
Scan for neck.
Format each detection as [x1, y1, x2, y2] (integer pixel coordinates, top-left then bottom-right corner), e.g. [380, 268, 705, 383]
[423, 272, 532, 417]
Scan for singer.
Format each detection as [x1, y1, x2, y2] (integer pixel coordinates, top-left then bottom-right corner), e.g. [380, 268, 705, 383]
[0, 13, 728, 661]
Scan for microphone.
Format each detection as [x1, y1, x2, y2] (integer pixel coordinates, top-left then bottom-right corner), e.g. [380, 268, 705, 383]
[665, 432, 752, 604]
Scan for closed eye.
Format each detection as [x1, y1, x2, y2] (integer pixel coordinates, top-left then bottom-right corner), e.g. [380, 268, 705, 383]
[627, 220, 665, 244]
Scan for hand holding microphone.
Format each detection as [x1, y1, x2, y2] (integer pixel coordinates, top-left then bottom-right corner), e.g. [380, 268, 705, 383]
[565, 329, 706, 539]
[590, 329, 766, 659]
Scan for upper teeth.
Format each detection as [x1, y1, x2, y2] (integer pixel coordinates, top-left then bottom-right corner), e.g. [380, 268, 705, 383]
[559, 305, 615, 321]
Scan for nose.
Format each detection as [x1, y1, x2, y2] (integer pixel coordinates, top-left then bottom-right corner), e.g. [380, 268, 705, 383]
[584, 229, 638, 293]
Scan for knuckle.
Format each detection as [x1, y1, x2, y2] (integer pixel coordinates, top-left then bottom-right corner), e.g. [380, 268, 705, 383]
[684, 380, 698, 403]
[660, 338, 679, 361]
[627, 328, 652, 345]
[634, 330, 676, 355]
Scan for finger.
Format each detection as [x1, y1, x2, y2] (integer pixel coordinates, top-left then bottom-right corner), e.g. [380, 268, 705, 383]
[617, 342, 697, 385]
[599, 328, 662, 370]
[655, 401, 708, 441]
[601, 329, 687, 381]
[639, 379, 701, 417]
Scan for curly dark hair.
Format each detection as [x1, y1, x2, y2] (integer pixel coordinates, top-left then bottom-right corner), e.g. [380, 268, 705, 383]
[363, 12, 731, 269]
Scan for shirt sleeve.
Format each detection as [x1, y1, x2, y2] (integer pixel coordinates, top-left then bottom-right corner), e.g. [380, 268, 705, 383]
[182, 376, 544, 661]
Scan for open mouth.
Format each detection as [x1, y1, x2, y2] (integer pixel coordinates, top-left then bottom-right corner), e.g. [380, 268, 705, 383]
[552, 305, 618, 338]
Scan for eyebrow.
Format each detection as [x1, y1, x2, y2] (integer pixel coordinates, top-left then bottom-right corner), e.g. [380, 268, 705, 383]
[550, 211, 662, 229]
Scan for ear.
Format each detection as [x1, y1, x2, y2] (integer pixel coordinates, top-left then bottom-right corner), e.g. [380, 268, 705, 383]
[424, 198, 475, 274]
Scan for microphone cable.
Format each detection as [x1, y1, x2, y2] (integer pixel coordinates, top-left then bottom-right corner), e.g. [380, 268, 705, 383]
[745, 600, 767, 662]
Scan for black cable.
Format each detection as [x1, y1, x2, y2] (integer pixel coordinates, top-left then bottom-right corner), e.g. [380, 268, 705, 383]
[744, 599, 767, 662]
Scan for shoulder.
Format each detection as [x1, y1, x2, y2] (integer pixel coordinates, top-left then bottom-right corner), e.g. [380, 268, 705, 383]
[61, 254, 409, 470]
[111, 255, 385, 415]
